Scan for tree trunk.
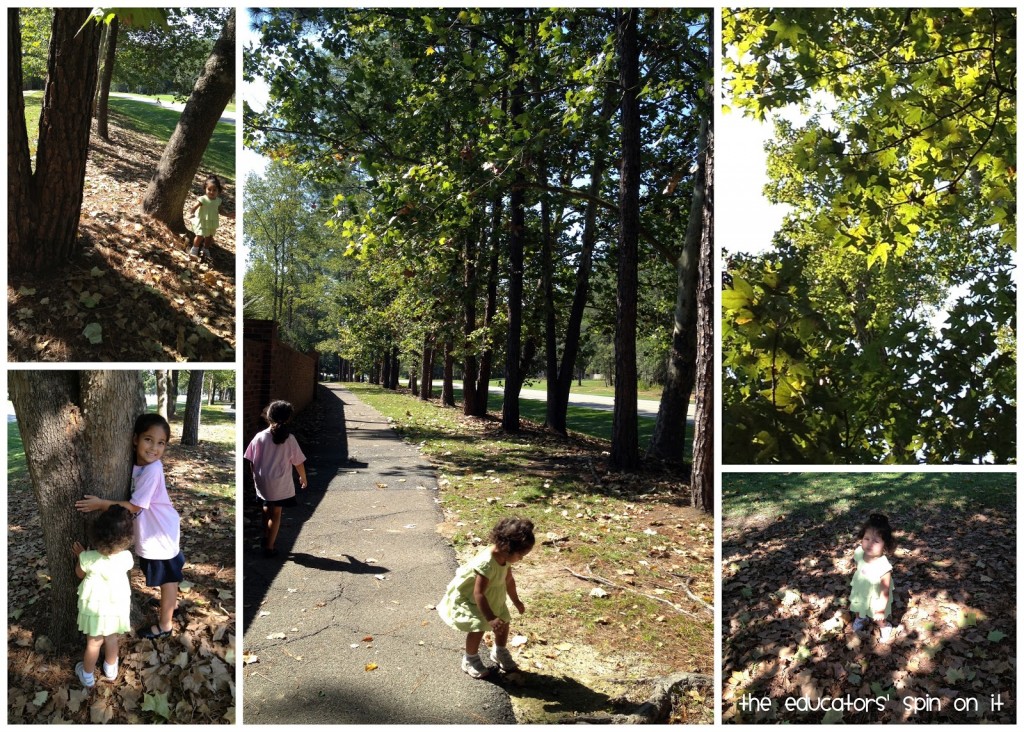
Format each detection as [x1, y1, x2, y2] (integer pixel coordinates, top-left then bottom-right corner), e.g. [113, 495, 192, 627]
[95, 16, 118, 141]
[9, 371, 143, 648]
[502, 24, 527, 433]
[182, 370, 204, 446]
[420, 334, 434, 400]
[610, 9, 641, 471]
[648, 93, 711, 463]
[9, 9, 102, 275]
[156, 369, 170, 420]
[474, 197, 503, 416]
[442, 340, 456, 407]
[141, 10, 235, 232]
[390, 347, 401, 390]
[462, 232, 480, 415]
[691, 122, 714, 513]
[168, 371, 179, 418]
[547, 93, 613, 434]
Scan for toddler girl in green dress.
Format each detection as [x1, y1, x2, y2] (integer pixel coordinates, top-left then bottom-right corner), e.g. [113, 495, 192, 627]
[73, 505, 135, 688]
[439, 517, 535, 678]
[849, 513, 896, 643]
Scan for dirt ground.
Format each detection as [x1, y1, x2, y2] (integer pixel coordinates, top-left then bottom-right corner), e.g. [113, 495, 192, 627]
[8, 112, 235, 362]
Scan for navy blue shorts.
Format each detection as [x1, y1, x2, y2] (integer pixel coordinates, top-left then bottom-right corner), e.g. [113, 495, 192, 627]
[138, 551, 185, 587]
[258, 495, 297, 509]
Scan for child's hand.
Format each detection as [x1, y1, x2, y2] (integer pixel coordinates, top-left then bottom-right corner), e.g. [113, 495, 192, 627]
[299, 477, 308, 490]
[513, 599, 525, 614]
[75, 495, 104, 513]
[489, 617, 508, 634]
[72, 541, 85, 557]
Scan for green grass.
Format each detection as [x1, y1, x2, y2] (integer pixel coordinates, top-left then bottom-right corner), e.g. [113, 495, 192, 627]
[23, 92, 234, 179]
[724, 472, 1016, 524]
[491, 378, 664, 401]
[8, 420, 26, 485]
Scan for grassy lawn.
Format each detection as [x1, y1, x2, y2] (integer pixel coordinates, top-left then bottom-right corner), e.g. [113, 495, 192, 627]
[724, 471, 1016, 526]
[449, 386, 662, 447]
[491, 378, 664, 401]
[23, 92, 234, 178]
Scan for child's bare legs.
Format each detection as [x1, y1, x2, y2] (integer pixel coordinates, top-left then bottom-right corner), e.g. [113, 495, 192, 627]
[466, 630, 485, 656]
[82, 635, 105, 674]
[157, 582, 178, 632]
[493, 620, 510, 648]
[263, 505, 283, 550]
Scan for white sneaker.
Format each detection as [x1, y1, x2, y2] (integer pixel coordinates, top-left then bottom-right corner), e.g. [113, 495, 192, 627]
[75, 662, 96, 688]
[490, 645, 518, 672]
[102, 660, 118, 680]
[879, 625, 896, 643]
[189, 246, 200, 257]
[461, 654, 490, 679]
[852, 616, 870, 632]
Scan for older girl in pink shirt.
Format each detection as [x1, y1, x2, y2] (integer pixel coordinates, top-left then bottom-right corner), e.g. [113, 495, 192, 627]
[244, 400, 307, 558]
[76, 413, 183, 640]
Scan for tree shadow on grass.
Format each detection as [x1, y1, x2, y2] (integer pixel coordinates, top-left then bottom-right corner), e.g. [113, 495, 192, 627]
[722, 473, 1016, 724]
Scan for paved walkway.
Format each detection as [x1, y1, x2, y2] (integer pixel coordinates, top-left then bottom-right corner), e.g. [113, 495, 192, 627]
[242, 384, 514, 724]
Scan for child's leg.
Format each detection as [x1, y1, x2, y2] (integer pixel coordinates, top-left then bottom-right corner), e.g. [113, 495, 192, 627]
[465, 631, 485, 656]
[102, 634, 119, 666]
[264, 505, 283, 549]
[157, 582, 178, 632]
[493, 620, 510, 647]
[83, 635, 104, 674]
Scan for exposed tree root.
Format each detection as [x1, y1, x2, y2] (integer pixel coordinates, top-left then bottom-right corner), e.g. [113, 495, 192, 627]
[562, 566, 705, 618]
[559, 672, 713, 724]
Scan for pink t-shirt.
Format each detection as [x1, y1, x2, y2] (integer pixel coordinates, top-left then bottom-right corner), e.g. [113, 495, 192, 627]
[131, 461, 181, 560]
[244, 429, 306, 501]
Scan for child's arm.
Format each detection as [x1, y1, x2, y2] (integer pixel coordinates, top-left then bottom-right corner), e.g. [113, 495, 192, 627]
[75, 495, 142, 515]
[872, 571, 892, 620]
[72, 541, 86, 579]
[472, 573, 507, 634]
[190, 199, 202, 216]
[506, 567, 525, 613]
[295, 461, 308, 490]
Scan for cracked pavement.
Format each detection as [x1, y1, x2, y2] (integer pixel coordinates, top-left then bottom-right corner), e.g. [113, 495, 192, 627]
[241, 384, 515, 724]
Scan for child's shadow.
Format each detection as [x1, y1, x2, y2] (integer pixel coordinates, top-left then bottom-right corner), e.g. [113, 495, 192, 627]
[289, 552, 388, 575]
[497, 669, 612, 716]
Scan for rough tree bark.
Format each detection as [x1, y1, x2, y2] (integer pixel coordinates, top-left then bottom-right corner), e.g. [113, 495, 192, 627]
[8, 371, 144, 648]
[690, 122, 714, 514]
[181, 370, 204, 446]
[94, 16, 118, 141]
[610, 8, 641, 471]
[8, 9, 102, 275]
[156, 369, 170, 420]
[141, 10, 235, 232]
[647, 102, 711, 463]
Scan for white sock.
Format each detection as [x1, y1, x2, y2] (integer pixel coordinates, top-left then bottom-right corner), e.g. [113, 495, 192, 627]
[103, 660, 118, 676]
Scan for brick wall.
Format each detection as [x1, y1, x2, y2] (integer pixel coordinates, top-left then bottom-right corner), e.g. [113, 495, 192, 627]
[243, 319, 318, 446]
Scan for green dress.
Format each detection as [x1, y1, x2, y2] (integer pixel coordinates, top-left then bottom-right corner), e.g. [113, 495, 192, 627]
[77, 550, 133, 637]
[849, 546, 893, 619]
[192, 195, 222, 237]
[438, 548, 510, 632]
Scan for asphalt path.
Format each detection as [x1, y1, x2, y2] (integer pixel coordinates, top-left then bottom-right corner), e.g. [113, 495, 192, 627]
[242, 384, 515, 725]
[488, 385, 692, 421]
[108, 92, 236, 124]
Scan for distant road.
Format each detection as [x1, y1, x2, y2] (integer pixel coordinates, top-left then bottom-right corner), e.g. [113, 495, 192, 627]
[489, 385, 693, 420]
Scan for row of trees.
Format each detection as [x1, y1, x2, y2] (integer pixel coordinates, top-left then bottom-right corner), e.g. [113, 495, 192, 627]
[244, 9, 714, 508]
[11, 370, 231, 646]
[722, 8, 1015, 464]
[8, 7, 236, 272]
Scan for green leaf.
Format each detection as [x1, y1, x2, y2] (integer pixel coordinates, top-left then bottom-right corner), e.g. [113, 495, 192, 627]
[987, 629, 1007, 643]
[82, 323, 103, 344]
[142, 691, 171, 720]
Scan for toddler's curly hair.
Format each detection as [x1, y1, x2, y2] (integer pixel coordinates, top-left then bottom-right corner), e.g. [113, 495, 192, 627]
[90, 505, 134, 555]
[490, 517, 535, 555]
[858, 512, 896, 553]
